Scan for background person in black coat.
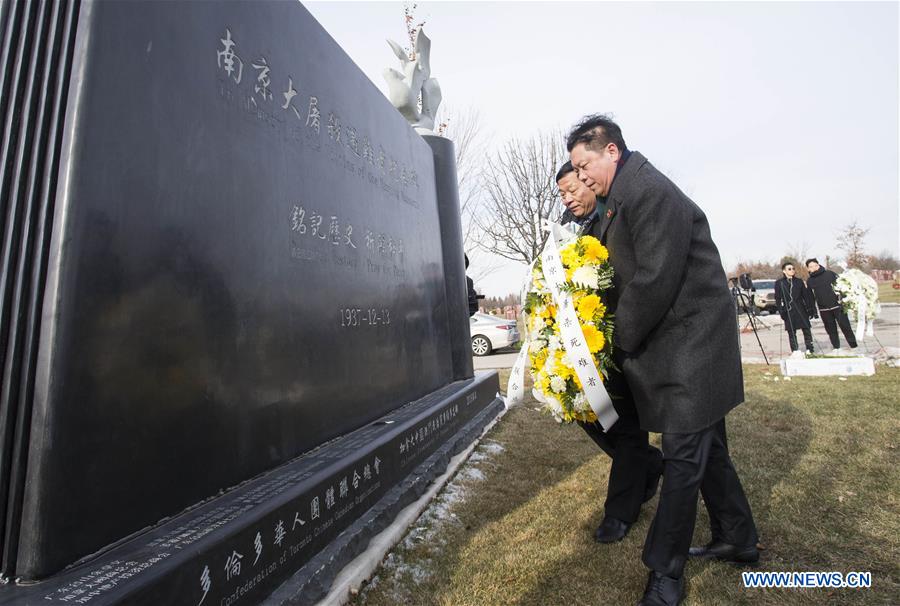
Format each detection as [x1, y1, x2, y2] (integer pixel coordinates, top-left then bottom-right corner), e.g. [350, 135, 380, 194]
[804, 258, 858, 351]
[464, 254, 478, 317]
[568, 115, 757, 606]
[555, 162, 663, 544]
[774, 262, 816, 354]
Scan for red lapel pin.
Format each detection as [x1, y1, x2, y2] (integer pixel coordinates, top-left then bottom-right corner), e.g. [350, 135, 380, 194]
[606, 209, 613, 219]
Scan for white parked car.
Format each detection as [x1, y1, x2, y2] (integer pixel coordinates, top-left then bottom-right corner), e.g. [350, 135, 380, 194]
[751, 279, 777, 313]
[469, 313, 520, 356]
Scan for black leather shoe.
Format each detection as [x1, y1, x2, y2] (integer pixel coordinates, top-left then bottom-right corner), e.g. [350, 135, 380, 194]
[688, 540, 759, 564]
[593, 516, 631, 543]
[636, 571, 683, 606]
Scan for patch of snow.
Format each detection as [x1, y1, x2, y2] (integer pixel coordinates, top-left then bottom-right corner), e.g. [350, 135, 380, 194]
[480, 440, 506, 455]
[359, 437, 510, 601]
[459, 467, 486, 482]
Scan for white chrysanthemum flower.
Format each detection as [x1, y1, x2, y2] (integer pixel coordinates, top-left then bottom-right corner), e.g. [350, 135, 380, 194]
[529, 339, 546, 353]
[542, 357, 555, 375]
[544, 394, 565, 421]
[573, 392, 588, 413]
[548, 335, 562, 351]
[550, 376, 566, 393]
[571, 265, 599, 289]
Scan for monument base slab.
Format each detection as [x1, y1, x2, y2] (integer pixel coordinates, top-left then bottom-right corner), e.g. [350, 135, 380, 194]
[780, 357, 875, 376]
[0, 372, 502, 606]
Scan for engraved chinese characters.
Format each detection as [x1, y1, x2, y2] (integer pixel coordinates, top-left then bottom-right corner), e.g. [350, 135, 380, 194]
[216, 27, 421, 203]
[0, 1, 503, 603]
[14, 0, 452, 583]
[193, 454, 384, 605]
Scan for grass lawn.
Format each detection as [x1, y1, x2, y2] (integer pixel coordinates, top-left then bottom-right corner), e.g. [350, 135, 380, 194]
[351, 365, 900, 605]
[877, 281, 900, 305]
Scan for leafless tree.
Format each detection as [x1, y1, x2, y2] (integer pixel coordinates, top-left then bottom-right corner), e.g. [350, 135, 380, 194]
[782, 241, 811, 279]
[473, 130, 566, 265]
[836, 220, 870, 269]
[730, 259, 781, 280]
[436, 105, 502, 283]
[437, 106, 484, 245]
[401, 3, 425, 61]
[864, 250, 900, 272]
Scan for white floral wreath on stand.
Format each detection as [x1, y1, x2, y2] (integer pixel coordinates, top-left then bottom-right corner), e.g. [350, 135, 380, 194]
[834, 268, 880, 340]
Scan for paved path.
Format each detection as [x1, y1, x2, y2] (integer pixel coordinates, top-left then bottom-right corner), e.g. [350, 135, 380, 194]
[472, 304, 900, 370]
[738, 303, 898, 364]
[473, 348, 520, 370]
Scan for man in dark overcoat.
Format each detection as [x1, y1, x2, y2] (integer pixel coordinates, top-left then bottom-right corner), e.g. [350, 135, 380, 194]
[556, 162, 663, 544]
[567, 115, 758, 606]
[774, 262, 816, 354]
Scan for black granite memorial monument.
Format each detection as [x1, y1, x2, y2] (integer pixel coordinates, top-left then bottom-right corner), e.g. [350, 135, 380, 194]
[0, 1, 502, 604]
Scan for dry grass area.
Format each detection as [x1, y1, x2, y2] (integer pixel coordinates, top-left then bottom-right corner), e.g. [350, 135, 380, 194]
[350, 366, 900, 606]
[877, 281, 900, 304]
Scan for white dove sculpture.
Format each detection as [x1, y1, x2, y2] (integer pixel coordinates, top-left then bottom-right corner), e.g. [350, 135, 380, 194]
[383, 27, 442, 135]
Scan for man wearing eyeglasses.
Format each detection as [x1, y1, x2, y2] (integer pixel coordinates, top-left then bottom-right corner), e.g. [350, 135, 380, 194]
[556, 162, 664, 545]
[567, 115, 758, 606]
[774, 262, 816, 356]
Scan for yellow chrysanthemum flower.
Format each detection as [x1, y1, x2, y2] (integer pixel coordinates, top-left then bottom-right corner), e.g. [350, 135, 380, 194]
[581, 323, 606, 353]
[559, 244, 583, 270]
[580, 236, 609, 263]
[536, 371, 551, 394]
[552, 351, 573, 381]
[577, 294, 601, 321]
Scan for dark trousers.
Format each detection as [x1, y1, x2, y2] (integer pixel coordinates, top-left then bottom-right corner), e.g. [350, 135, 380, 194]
[785, 326, 814, 352]
[642, 418, 757, 578]
[820, 308, 858, 348]
[577, 371, 663, 523]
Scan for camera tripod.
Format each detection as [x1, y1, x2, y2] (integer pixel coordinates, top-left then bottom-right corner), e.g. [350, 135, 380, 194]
[731, 284, 769, 365]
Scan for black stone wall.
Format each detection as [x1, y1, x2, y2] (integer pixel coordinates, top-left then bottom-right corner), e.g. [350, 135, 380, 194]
[0, 0, 483, 583]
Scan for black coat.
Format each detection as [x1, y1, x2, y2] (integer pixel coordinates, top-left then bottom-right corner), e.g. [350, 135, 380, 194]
[806, 267, 841, 311]
[774, 276, 814, 329]
[586, 152, 743, 433]
[466, 276, 478, 316]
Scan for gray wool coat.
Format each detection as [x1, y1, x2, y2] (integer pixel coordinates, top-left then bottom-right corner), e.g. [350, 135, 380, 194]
[588, 152, 744, 433]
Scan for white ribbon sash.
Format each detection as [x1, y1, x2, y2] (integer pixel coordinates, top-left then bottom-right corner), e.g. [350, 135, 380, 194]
[506, 223, 618, 432]
[854, 293, 867, 342]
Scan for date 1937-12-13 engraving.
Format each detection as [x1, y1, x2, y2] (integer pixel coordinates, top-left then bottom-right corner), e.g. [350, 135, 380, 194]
[340, 308, 391, 328]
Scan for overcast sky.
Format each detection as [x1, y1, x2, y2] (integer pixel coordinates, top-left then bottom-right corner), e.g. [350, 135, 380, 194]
[306, 1, 899, 297]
